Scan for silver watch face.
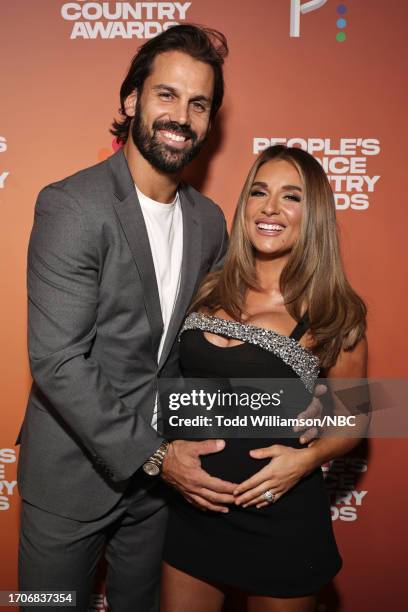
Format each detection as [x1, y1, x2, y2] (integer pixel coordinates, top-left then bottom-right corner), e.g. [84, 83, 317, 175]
[143, 461, 160, 476]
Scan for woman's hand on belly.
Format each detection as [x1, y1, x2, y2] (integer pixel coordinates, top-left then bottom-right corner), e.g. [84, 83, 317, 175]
[232, 444, 317, 508]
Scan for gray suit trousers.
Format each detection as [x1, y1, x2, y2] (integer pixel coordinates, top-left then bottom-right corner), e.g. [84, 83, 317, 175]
[19, 481, 169, 612]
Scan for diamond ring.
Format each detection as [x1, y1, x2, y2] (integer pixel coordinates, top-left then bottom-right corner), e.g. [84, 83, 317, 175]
[263, 489, 275, 503]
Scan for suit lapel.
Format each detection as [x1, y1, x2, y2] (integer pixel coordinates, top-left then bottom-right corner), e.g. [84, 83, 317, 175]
[108, 150, 163, 357]
[158, 184, 202, 369]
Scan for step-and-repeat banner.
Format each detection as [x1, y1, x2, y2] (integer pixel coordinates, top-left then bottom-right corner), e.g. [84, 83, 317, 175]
[1, 1, 407, 610]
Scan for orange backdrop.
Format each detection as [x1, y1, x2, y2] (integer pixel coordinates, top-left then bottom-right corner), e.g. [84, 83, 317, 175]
[1, 1, 407, 610]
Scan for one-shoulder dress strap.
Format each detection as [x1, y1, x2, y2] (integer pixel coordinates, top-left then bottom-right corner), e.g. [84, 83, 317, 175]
[289, 314, 310, 342]
[180, 312, 320, 393]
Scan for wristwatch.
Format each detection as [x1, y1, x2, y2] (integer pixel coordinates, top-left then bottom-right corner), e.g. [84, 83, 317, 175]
[142, 440, 170, 476]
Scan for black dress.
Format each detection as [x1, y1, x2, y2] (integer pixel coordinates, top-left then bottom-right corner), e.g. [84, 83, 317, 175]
[163, 312, 342, 597]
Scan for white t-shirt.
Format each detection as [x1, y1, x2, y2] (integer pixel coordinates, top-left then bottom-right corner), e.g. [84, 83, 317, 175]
[136, 185, 183, 428]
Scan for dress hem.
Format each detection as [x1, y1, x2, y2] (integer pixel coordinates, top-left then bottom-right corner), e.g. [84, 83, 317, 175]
[163, 556, 343, 598]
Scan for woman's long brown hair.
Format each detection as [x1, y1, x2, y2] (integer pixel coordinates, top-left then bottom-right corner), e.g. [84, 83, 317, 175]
[191, 145, 366, 369]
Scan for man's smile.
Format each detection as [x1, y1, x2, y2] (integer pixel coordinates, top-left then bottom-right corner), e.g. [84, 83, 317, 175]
[156, 129, 192, 150]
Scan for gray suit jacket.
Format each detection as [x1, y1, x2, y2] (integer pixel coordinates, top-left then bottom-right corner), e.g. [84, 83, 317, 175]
[17, 149, 228, 521]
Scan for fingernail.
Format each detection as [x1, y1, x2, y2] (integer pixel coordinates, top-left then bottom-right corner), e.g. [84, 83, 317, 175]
[215, 440, 225, 450]
[300, 437, 305, 444]
[233, 490, 239, 496]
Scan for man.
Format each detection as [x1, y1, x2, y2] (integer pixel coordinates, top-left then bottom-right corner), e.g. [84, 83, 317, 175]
[17, 24, 322, 611]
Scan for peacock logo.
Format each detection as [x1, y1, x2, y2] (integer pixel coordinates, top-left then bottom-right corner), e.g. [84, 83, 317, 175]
[289, 0, 349, 42]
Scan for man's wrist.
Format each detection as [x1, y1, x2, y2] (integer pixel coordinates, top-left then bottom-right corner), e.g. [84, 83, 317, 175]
[142, 440, 170, 476]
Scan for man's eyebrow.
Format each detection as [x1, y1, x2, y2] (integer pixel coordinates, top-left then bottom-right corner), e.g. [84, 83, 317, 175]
[153, 84, 212, 104]
[153, 84, 178, 94]
[190, 94, 212, 104]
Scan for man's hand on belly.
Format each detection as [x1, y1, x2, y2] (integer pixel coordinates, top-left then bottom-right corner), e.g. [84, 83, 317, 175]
[161, 440, 237, 513]
[293, 383, 327, 444]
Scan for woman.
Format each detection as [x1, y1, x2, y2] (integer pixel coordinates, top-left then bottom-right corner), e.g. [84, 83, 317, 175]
[161, 145, 367, 612]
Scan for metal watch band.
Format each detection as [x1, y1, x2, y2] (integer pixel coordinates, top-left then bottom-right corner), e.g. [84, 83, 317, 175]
[143, 440, 169, 474]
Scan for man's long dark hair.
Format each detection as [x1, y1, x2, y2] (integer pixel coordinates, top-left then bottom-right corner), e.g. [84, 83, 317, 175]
[111, 24, 228, 144]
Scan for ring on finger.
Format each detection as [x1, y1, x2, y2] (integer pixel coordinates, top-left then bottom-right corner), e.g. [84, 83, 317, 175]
[262, 489, 275, 503]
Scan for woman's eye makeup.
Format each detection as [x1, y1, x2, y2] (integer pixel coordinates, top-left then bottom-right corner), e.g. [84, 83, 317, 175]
[249, 191, 301, 201]
[250, 190, 266, 197]
[284, 193, 302, 202]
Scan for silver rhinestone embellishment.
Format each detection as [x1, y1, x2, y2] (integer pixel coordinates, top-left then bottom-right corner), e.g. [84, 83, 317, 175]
[180, 312, 320, 392]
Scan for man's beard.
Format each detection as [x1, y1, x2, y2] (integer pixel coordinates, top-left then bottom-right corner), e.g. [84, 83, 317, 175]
[131, 99, 208, 173]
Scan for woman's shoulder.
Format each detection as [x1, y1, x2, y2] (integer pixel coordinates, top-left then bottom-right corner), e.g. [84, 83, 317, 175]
[326, 336, 368, 379]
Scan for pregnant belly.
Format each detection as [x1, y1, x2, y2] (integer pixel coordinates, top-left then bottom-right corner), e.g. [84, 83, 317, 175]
[200, 437, 301, 483]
